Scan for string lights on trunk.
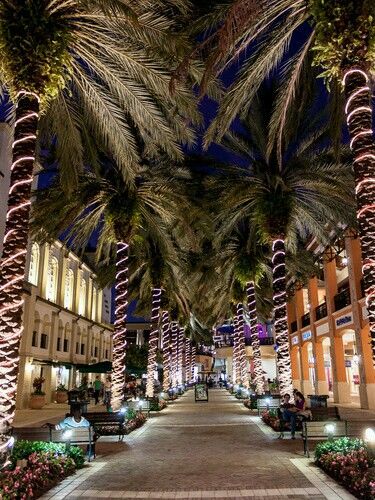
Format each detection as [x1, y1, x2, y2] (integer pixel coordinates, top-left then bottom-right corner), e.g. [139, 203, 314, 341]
[272, 239, 293, 396]
[170, 322, 179, 388]
[246, 282, 264, 394]
[0, 91, 40, 463]
[145, 288, 162, 398]
[236, 302, 248, 387]
[161, 311, 171, 392]
[112, 241, 129, 410]
[342, 68, 375, 365]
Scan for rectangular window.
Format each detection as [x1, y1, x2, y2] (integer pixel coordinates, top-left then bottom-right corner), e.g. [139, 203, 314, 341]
[63, 339, 69, 352]
[32, 331, 38, 347]
[105, 349, 108, 359]
[80, 344, 85, 355]
[76, 342, 79, 354]
[56, 338, 61, 351]
[94, 346, 98, 357]
[40, 334, 48, 349]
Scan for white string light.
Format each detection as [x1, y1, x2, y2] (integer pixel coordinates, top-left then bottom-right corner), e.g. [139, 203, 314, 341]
[0, 90, 40, 464]
[170, 322, 179, 388]
[191, 344, 196, 383]
[146, 288, 162, 398]
[342, 68, 375, 364]
[112, 242, 129, 410]
[161, 312, 171, 392]
[246, 282, 264, 394]
[272, 239, 293, 396]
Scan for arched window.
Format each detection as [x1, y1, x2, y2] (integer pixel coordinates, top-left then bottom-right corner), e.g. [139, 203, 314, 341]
[46, 256, 58, 302]
[28, 242, 40, 286]
[78, 277, 86, 316]
[92, 287, 97, 321]
[64, 268, 74, 310]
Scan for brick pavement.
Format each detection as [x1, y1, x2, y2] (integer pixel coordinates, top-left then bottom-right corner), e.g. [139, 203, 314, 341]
[40, 390, 355, 500]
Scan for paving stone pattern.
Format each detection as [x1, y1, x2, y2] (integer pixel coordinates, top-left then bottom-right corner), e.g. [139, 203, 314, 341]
[41, 390, 355, 500]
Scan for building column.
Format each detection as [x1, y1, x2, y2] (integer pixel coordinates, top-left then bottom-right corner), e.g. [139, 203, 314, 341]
[315, 340, 329, 394]
[300, 342, 314, 395]
[309, 276, 327, 395]
[346, 236, 375, 408]
[291, 346, 301, 390]
[86, 325, 93, 364]
[324, 255, 350, 403]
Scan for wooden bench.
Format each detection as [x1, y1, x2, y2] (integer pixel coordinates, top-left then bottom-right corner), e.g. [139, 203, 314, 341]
[12, 427, 52, 442]
[310, 406, 340, 421]
[12, 426, 95, 462]
[126, 400, 151, 418]
[51, 427, 95, 461]
[83, 412, 126, 441]
[302, 421, 347, 457]
[346, 420, 375, 439]
[257, 397, 280, 416]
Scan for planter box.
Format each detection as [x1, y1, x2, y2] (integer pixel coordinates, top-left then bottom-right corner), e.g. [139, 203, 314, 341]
[29, 394, 46, 409]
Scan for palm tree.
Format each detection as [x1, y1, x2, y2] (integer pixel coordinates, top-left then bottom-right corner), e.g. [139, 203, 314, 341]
[31, 162, 184, 409]
[128, 223, 191, 398]
[188, 0, 375, 361]
[0, 0, 199, 447]
[161, 311, 171, 391]
[205, 96, 355, 396]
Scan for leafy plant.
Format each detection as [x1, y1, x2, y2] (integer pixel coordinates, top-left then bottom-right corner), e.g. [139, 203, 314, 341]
[32, 377, 45, 395]
[56, 384, 67, 392]
[11, 440, 85, 469]
[314, 437, 365, 461]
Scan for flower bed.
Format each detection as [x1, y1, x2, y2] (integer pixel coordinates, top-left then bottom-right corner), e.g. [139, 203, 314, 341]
[261, 409, 283, 432]
[150, 398, 167, 411]
[315, 438, 375, 499]
[0, 441, 84, 499]
[125, 411, 146, 434]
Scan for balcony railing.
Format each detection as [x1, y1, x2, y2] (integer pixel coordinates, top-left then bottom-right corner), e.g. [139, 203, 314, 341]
[315, 302, 327, 320]
[334, 287, 351, 311]
[301, 313, 310, 328]
[259, 337, 274, 346]
[214, 337, 274, 348]
[291, 320, 298, 333]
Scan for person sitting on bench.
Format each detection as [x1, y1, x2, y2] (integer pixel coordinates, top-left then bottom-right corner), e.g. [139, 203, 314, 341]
[278, 393, 294, 438]
[55, 405, 90, 430]
[282, 391, 310, 439]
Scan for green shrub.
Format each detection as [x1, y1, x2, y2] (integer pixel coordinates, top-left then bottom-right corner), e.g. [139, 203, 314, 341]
[314, 437, 364, 461]
[11, 440, 85, 469]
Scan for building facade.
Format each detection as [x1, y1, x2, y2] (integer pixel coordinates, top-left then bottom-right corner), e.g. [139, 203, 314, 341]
[287, 233, 375, 409]
[16, 238, 114, 409]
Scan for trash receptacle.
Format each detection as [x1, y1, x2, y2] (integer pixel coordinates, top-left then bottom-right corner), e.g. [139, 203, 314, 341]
[308, 394, 329, 408]
[68, 390, 89, 414]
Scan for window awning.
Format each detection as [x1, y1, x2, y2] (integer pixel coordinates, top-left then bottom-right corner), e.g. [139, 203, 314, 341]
[77, 361, 112, 373]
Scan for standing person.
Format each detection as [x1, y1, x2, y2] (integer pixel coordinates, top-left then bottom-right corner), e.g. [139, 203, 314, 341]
[103, 377, 112, 410]
[93, 376, 102, 405]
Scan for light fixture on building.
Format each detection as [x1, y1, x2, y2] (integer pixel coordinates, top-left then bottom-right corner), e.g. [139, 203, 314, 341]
[342, 257, 348, 266]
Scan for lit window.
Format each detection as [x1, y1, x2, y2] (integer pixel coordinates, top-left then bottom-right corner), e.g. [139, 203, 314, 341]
[46, 256, 58, 302]
[28, 243, 40, 286]
[64, 268, 74, 310]
[92, 288, 97, 321]
[78, 277, 86, 316]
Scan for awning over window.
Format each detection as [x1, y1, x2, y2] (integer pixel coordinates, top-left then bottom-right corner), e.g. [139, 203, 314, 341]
[77, 361, 112, 373]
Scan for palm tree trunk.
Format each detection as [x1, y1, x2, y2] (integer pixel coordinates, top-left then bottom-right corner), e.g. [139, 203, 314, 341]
[232, 315, 239, 384]
[112, 241, 129, 410]
[185, 337, 191, 385]
[0, 92, 39, 458]
[343, 68, 375, 363]
[177, 327, 184, 385]
[272, 238, 293, 397]
[191, 344, 196, 383]
[236, 302, 248, 387]
[246, 281, 264, 394]
[161, 311, 171, 392]
[146, 288, 162, 398]
[170, 321, 179, 388]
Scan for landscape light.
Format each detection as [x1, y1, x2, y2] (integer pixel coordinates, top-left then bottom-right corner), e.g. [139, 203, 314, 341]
[324, 423, 335, 437]
[265, 398, 271, 406]
[119, 407, 127, 415]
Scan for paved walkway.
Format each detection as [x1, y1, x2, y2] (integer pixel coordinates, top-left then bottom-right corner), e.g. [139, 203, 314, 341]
[41, 390, 354, 500]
